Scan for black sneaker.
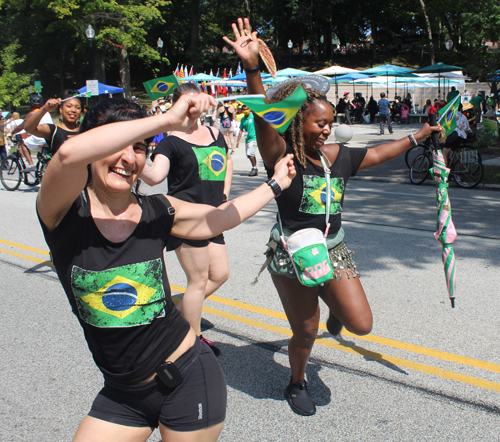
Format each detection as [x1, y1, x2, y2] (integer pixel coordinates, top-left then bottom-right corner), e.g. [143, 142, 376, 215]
[199, 335, 221, 357]
[284, 379, 316, 416]
[248, 168, 258, 176]
[326, 311, 343, 335]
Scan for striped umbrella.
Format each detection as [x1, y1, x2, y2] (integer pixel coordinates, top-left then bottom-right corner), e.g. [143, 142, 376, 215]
[432, 149, 457, 307]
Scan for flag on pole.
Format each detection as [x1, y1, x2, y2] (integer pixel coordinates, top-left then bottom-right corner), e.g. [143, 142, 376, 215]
[208, 69, 214, 96]
[238, 85, 308, 133]
[178, 65, 184, 79]
[236, 62, 242, 76]
[189, 66, 194, 77]
[228, 68, 233, 93]
[184, 65, 189, 79]
[222, 69, 228, 97]
[437, 93, 460, 136]
[216, 68, 222, 96]
[174, 64, 180, 77]
[143, 75, 179, 101]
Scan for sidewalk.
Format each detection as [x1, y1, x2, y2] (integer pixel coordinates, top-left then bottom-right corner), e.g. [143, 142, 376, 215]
[230, 122, 500, 190]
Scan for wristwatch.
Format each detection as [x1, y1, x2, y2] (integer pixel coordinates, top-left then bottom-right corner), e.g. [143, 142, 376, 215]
[266, 178, 281, 198]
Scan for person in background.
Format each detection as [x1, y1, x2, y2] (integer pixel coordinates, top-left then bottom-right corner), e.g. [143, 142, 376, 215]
[446, 86, 459, 103]
[378, 92, 393, 135]
[0, 115, 6, 165]
[342, 91, 352, 125]
[216, 101, 236, 154]
[11, 94, 53, 170]
[24, 90, 83, 154]
[366, 96, 378, 124]
[141, 83, 233, 356]
[422, 99, 432, 114]
[237, 105, 258, 176]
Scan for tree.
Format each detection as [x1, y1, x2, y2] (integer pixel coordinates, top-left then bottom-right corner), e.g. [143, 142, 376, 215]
[0, 41, 33, 108]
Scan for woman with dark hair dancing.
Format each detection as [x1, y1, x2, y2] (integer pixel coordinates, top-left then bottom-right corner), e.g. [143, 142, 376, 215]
[36, 93, 296, 440]
[24, 89, 83, 154]
[224, 18, 442, 416]
[141, 83, 233, 355]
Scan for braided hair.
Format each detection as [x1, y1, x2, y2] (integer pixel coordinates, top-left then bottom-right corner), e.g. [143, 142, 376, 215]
[269, 82, 331, 168]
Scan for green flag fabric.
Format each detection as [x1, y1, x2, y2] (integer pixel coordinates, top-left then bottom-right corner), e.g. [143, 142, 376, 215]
[437, 94, 460, 136]
[143, 75, 179, 101]
[238, 85, 308, 133]
[71, 259, 166, 328]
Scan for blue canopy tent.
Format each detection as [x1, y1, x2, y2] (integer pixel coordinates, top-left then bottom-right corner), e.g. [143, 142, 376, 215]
[78, 82, 125, 95]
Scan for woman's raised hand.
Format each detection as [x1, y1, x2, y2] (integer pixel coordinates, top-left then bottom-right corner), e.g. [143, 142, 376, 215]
[164, 92, 216, 132]
[222, 18, 260, 69]
[43, 98, 61, 112]
[271, 154, 296, 191]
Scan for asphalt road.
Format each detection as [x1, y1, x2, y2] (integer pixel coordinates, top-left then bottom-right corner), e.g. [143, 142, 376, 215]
[1, 166, 500, 441]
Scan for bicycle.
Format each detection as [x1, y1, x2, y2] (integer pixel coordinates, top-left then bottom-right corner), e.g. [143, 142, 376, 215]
[1, 139, 51, 191]
[409, 138, 484, 188]
[404, 139, 429, 168]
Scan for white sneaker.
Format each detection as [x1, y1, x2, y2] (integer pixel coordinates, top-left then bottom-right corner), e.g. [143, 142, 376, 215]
[22, 165, 36, 172]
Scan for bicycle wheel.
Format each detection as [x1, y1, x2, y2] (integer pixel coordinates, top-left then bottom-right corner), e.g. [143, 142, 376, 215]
[452, 149, 484, 189]
[1, 157, 22, 191]
[405, 145, 425, 168]
[409, 154, 431, 185]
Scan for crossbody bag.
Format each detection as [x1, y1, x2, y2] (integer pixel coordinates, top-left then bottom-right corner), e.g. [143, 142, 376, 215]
[279, 150, 334, 287]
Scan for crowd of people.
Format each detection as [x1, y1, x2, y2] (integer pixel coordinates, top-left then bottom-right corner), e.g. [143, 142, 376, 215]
[9, 16, 500, 441]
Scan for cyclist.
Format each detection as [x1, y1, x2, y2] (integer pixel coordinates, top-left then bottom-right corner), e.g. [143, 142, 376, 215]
[24, 90, 83, 155]
[11, 94, 53, 171]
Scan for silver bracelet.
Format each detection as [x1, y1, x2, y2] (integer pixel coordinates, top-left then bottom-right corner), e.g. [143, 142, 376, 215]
[407, 134, 418, 147]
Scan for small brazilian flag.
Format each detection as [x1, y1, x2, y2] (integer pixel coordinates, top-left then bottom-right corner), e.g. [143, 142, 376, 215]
[71, 259, 166, 328]
[239, 85, 308, 133]
[143, 75, 179, 101]
[437, 94, 460, 136]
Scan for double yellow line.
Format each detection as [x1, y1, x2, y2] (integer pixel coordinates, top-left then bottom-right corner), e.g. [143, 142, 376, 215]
[3, 238, 500, 393]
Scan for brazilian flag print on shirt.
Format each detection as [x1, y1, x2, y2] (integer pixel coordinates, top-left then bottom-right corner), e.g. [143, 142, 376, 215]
[71, 259, 165, 328]
[299, 175, 345, 215]
[191, 146, 227, 181]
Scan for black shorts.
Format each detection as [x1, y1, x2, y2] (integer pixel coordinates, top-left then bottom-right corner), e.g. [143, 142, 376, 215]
[88, 339, 227, 431]
[166, 233, 225, 252]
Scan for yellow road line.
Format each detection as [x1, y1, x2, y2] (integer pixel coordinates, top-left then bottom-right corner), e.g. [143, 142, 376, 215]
[200, 293, 500, 375]
[3, 245, 500, 387]
[0, 239, 50, 256]
[202, 305, 500, 392]
[0, 247, 53, 267]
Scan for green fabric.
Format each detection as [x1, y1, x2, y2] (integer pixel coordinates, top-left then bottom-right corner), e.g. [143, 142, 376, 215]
[437, 94, 460, 136]
[471, 95, 483, 108]
[143, 75, 179, 100]
[238, 85, 307, 133]
[240, 113, 256, 142]
[446, 90, 459, 103]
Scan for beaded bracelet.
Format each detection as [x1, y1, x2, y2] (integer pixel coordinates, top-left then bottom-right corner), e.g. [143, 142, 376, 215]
[407, 134, 418, 147]
[244, 66, 260, 74]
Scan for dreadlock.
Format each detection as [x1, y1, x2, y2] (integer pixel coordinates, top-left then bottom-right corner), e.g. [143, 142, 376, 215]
[269, 82, 331, 168]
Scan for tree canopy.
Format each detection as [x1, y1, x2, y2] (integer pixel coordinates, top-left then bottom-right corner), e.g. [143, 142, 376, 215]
[0, 0, 499, 103]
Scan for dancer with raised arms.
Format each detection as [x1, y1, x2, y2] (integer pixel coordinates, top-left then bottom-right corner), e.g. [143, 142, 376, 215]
[224, 17, 442, 416]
